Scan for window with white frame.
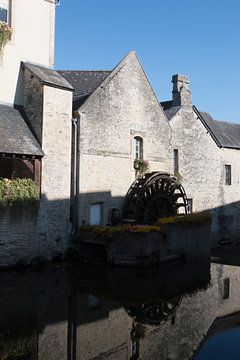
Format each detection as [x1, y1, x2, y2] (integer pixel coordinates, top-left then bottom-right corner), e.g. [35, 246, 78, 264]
[0, 0, 10, 24]
[134, 136, 143, 160]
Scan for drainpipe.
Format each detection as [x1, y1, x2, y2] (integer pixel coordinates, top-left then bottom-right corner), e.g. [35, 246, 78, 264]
[71, 117, 79, 235]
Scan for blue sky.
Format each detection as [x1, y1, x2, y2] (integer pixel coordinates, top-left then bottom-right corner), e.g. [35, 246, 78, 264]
[55, 0, 240, 123]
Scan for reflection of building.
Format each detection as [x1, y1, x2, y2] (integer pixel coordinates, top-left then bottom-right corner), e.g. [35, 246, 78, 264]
[1, 262, 240, 359]
[69, 263, 240, 360]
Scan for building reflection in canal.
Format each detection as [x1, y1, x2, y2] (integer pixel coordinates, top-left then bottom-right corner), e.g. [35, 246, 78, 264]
[0, 259, 240, 360]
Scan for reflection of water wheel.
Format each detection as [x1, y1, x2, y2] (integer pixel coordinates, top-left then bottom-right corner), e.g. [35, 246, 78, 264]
[125, 296, 182, 326]
[122, 172, 188, 224]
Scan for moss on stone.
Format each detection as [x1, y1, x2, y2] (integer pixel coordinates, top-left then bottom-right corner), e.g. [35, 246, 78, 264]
[80, 224, 162, 239]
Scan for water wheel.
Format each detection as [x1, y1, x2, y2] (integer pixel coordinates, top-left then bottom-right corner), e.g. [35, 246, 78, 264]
[125, 296, 182, 326]
[122, 172, 188, 224]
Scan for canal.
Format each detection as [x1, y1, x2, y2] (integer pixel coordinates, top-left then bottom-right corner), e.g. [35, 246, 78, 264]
[0, 256, 240, 359]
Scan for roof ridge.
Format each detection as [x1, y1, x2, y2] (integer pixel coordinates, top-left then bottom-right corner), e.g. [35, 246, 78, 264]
[199, 110, 240, 126]
[199, 110, 212, 116]
[213, 118, 240, 126]
[58, 70, 111, 73]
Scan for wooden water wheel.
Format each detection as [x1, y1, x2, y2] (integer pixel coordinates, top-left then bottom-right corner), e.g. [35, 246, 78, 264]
[122, 172, 188, 224]
[125, 296, 182, 326]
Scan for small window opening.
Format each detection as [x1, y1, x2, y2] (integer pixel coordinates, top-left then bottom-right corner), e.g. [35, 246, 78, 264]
[225, 165, 231, 185]
[88, 295, 101, 310]
[130, 327, 140, 360]
[134, 136, 143, 160]
[187, 198, 193, 213]
[171, 315, 176, 325]
[174, 149, 179, 175]
[223, 278, 230, 299]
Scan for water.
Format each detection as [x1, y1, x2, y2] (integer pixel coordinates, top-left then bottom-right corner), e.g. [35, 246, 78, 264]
[0, 257, 240, 360]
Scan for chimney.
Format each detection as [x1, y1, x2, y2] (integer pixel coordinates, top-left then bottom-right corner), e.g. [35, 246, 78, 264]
[172, 74, 192, 108]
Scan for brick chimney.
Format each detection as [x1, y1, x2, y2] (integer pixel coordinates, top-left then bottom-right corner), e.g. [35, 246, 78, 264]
[172, 74, 192, 108]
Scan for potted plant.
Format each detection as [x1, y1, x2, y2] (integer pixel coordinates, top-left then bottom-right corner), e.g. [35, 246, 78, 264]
[133, 159, 149, 176]
[0, 21, 12, 56]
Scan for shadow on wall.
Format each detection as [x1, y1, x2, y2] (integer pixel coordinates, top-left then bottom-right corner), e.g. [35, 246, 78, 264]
[0, 190, 126, 268]
[1, 188, 240, 267]
[210, 200, 240, 247]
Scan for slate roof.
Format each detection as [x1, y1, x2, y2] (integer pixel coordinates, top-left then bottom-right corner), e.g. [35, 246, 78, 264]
[163, 106, 181, 120]
[0, 104, 43, 157]
[161, 100, 173, 111]
[58, 70, 111, 110]
[194, 107, 240, 149]
[23, 62, 74, 91]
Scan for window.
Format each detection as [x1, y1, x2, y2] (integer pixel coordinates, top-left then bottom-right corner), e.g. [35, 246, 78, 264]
[171, 315, 176, 325]
[187, 198, 193, 213]
[0, 0, 10, 24]
[223, 278, 230, 299]
[90, 203, 102, 225]
[173, 149, 179, 175]
[225, 165, 231, 185]
[88, 295, 100, 310]
[134, 136, 143, 160]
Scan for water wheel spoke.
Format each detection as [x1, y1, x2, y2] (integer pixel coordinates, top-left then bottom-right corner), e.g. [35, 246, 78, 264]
[123, 172, 188, 223]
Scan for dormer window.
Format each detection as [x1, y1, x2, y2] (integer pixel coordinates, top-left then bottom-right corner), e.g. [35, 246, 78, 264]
[0, 0, 10, 24]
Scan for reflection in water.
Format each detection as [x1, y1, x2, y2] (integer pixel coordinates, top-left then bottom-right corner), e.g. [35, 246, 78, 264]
[125, 296, 182, 326]
[1, 259, 240, 359]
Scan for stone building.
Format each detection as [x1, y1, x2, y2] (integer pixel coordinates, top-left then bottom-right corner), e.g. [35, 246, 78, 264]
[162, 75, 240, 244]
[0, 0, 174, 266]
[0, 0, 239, 266]
[0, 0, 73, 266]
[59, 51, 173, 227]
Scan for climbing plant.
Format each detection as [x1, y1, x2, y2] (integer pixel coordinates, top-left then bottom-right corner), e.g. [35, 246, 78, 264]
[0, 21, 12, 55]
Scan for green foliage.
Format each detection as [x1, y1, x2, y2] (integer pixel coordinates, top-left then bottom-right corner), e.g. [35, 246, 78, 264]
[0, 178, 38, 205]
[80, 224, 162, 239]
[157, 211, 211, 227]
[1, 335, 33, 359]
[0, 21, 12, 55]
[134, 159, 150, 175]
[174, 171, 182, 181]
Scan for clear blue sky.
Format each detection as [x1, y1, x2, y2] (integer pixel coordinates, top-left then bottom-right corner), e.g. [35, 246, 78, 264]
[55, 0, 240, 123]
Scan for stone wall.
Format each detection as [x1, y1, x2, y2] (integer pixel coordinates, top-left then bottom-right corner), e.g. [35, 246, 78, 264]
[0, 81, 73, 267]
[41, 85, 72, 246]
[170, 107, 240, 245]
[77, 52, 172, 225]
